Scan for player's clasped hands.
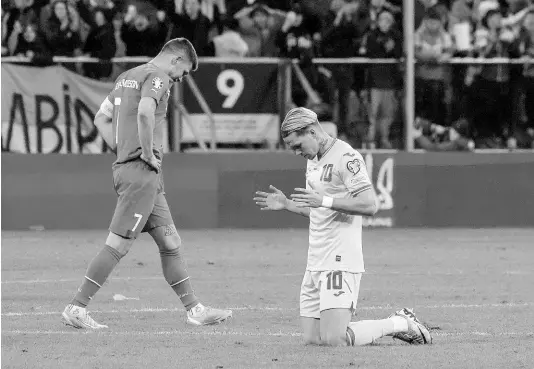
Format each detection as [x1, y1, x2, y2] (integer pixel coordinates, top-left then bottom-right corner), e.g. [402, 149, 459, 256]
[140, 153, 161, 173]
[253, 185, 288, 211]
[290, 188, 323, 208]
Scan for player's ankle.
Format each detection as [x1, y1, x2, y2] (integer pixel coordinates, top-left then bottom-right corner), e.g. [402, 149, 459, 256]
[188, 303, 205, 316]
[70, 300, 87, 309]
[390, 316, 408, 333]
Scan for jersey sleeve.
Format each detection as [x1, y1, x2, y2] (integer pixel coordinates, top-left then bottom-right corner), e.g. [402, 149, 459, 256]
[339, 151, 373, 196]
[141, 72, 171, 104]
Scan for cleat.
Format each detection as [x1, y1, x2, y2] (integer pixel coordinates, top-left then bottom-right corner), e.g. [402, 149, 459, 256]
[62, 304, 108, 329]
[186, 305, 232, 326]
[388, 308, 432, 345]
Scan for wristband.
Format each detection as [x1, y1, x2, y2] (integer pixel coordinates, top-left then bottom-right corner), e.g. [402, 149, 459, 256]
[321, 196, 334, 208]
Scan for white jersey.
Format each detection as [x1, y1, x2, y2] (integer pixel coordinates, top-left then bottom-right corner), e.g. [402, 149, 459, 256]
[305, 140, 372, 273]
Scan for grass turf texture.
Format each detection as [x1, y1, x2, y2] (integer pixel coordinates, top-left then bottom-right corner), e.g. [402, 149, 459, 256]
[2, 229, 534, 368]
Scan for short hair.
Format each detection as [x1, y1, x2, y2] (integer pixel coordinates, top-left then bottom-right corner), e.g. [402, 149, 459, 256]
[425, 6, 442, 21]
[160, 38, 198, 71]
[281, 107, 318, 138]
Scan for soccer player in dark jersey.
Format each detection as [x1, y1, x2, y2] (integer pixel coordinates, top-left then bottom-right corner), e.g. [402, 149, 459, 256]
[62, 38, 232, 329]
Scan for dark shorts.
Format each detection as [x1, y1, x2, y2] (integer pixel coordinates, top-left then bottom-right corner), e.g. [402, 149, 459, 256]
[109, 160, 174, 239]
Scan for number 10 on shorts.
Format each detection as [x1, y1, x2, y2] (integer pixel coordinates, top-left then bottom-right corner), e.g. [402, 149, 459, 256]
[326, 271, 343, 290]
[132, 213, 143, 232]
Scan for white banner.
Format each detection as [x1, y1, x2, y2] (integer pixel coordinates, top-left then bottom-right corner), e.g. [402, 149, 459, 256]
[1, 64, 112, 153]
[183, 114, 279, 143]
[182, 63, 280, 143]
[1, 64, 169, 154]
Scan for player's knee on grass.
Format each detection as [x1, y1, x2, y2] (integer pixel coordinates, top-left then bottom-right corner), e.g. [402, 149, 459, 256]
[320, 331, 347, 347]
[303, 335, 322, 346]
[149, 224, 182, 252]
[319, 308, 352, 347]
[106, 232, 135, 256]
[301, 317, 321, 345]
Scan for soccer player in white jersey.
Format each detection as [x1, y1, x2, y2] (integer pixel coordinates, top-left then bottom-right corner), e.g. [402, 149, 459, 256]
[253, 107, 432, 347]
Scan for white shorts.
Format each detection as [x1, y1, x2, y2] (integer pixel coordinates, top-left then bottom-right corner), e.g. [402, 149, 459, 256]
[299, 270, 362, 319]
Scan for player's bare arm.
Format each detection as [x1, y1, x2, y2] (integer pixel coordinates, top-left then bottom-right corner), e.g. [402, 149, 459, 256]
[254, 185, 310, 217]
[94, 98, 116, 154]
[138, 97, 161, 172]
[290, 187, 378, 216]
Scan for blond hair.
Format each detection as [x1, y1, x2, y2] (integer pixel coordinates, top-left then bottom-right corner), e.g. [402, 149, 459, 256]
[281, 107, 318, 137]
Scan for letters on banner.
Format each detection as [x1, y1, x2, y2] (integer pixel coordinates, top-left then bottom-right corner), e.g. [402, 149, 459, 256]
[1, 63, 280, 153]
[1, 64, 115, 153]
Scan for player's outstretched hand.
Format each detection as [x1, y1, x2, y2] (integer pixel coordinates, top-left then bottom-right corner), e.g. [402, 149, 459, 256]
[140, 153, 161, 173]
[254, 185, 288, 211]
[290, 187, 323, 208]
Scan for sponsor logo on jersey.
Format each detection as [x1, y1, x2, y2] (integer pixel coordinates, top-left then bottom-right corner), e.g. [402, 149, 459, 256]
[346, 158, 361, 175]
[114, 79, 140, 90]
[343, 152, 356, 157]
[333, 291, 345, 297]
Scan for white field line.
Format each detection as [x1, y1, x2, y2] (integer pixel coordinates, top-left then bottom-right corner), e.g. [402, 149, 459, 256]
[1, 270, 530, 285]
[2, 302, 532, 317]
[2, 330, 533, 339]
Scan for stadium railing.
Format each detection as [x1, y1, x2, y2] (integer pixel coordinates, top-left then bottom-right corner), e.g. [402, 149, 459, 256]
[2, 56, 533, 152]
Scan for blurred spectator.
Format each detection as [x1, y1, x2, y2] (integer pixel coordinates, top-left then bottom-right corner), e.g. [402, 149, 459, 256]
[449, 0, 477, 33]
[276, 3, 319, 105]
[172, 0, 226, 34]
[42, 0, 82, 57]
[360, 9, 402, 149]
[415, 0, 449, 29]
[168, 0, 212, 56]
[469, 8, 520, 147]
[82, 7, 117, 79]
[8, 21, 53, 64]
[501, 0, 532, 34]
[517, 9, 534, 147]
[320, 0, 370, 142]
[5, 0, 45, 42]
[413, 116, 475, 150]
[227, 0, 290, 16]
[368, 0, 401, 28]
[205, 17, 248, 56]
[235, 2, 285, 57]
[415, 8, 454, 127]
[121, 3, 167, 58]
[2, 7, 10, 55]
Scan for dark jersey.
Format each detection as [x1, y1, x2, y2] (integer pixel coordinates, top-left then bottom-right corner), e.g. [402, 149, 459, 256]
[107, 63, 172, 165]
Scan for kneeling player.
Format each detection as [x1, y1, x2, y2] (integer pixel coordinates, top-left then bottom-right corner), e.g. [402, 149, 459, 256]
[254, 107, 432, 346]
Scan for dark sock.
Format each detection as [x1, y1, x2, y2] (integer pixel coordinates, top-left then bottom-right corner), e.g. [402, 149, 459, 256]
[71, 245, 123, 308]
[160, 248, 199, 310]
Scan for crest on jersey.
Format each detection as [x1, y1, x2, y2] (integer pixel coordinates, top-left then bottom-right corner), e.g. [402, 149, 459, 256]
[152, 77, 164, 90]
[346, 159, 361, 175]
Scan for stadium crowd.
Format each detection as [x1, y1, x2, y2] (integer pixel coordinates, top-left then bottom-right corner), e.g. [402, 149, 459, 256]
[2, 0, 534, 149]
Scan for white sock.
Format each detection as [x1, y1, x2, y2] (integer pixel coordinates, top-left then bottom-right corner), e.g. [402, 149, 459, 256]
[348, 319, 396, 346]
[389, 316, 409, 333]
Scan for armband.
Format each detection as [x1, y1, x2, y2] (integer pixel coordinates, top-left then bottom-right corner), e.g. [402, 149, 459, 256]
[100, 98, 113, 118]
